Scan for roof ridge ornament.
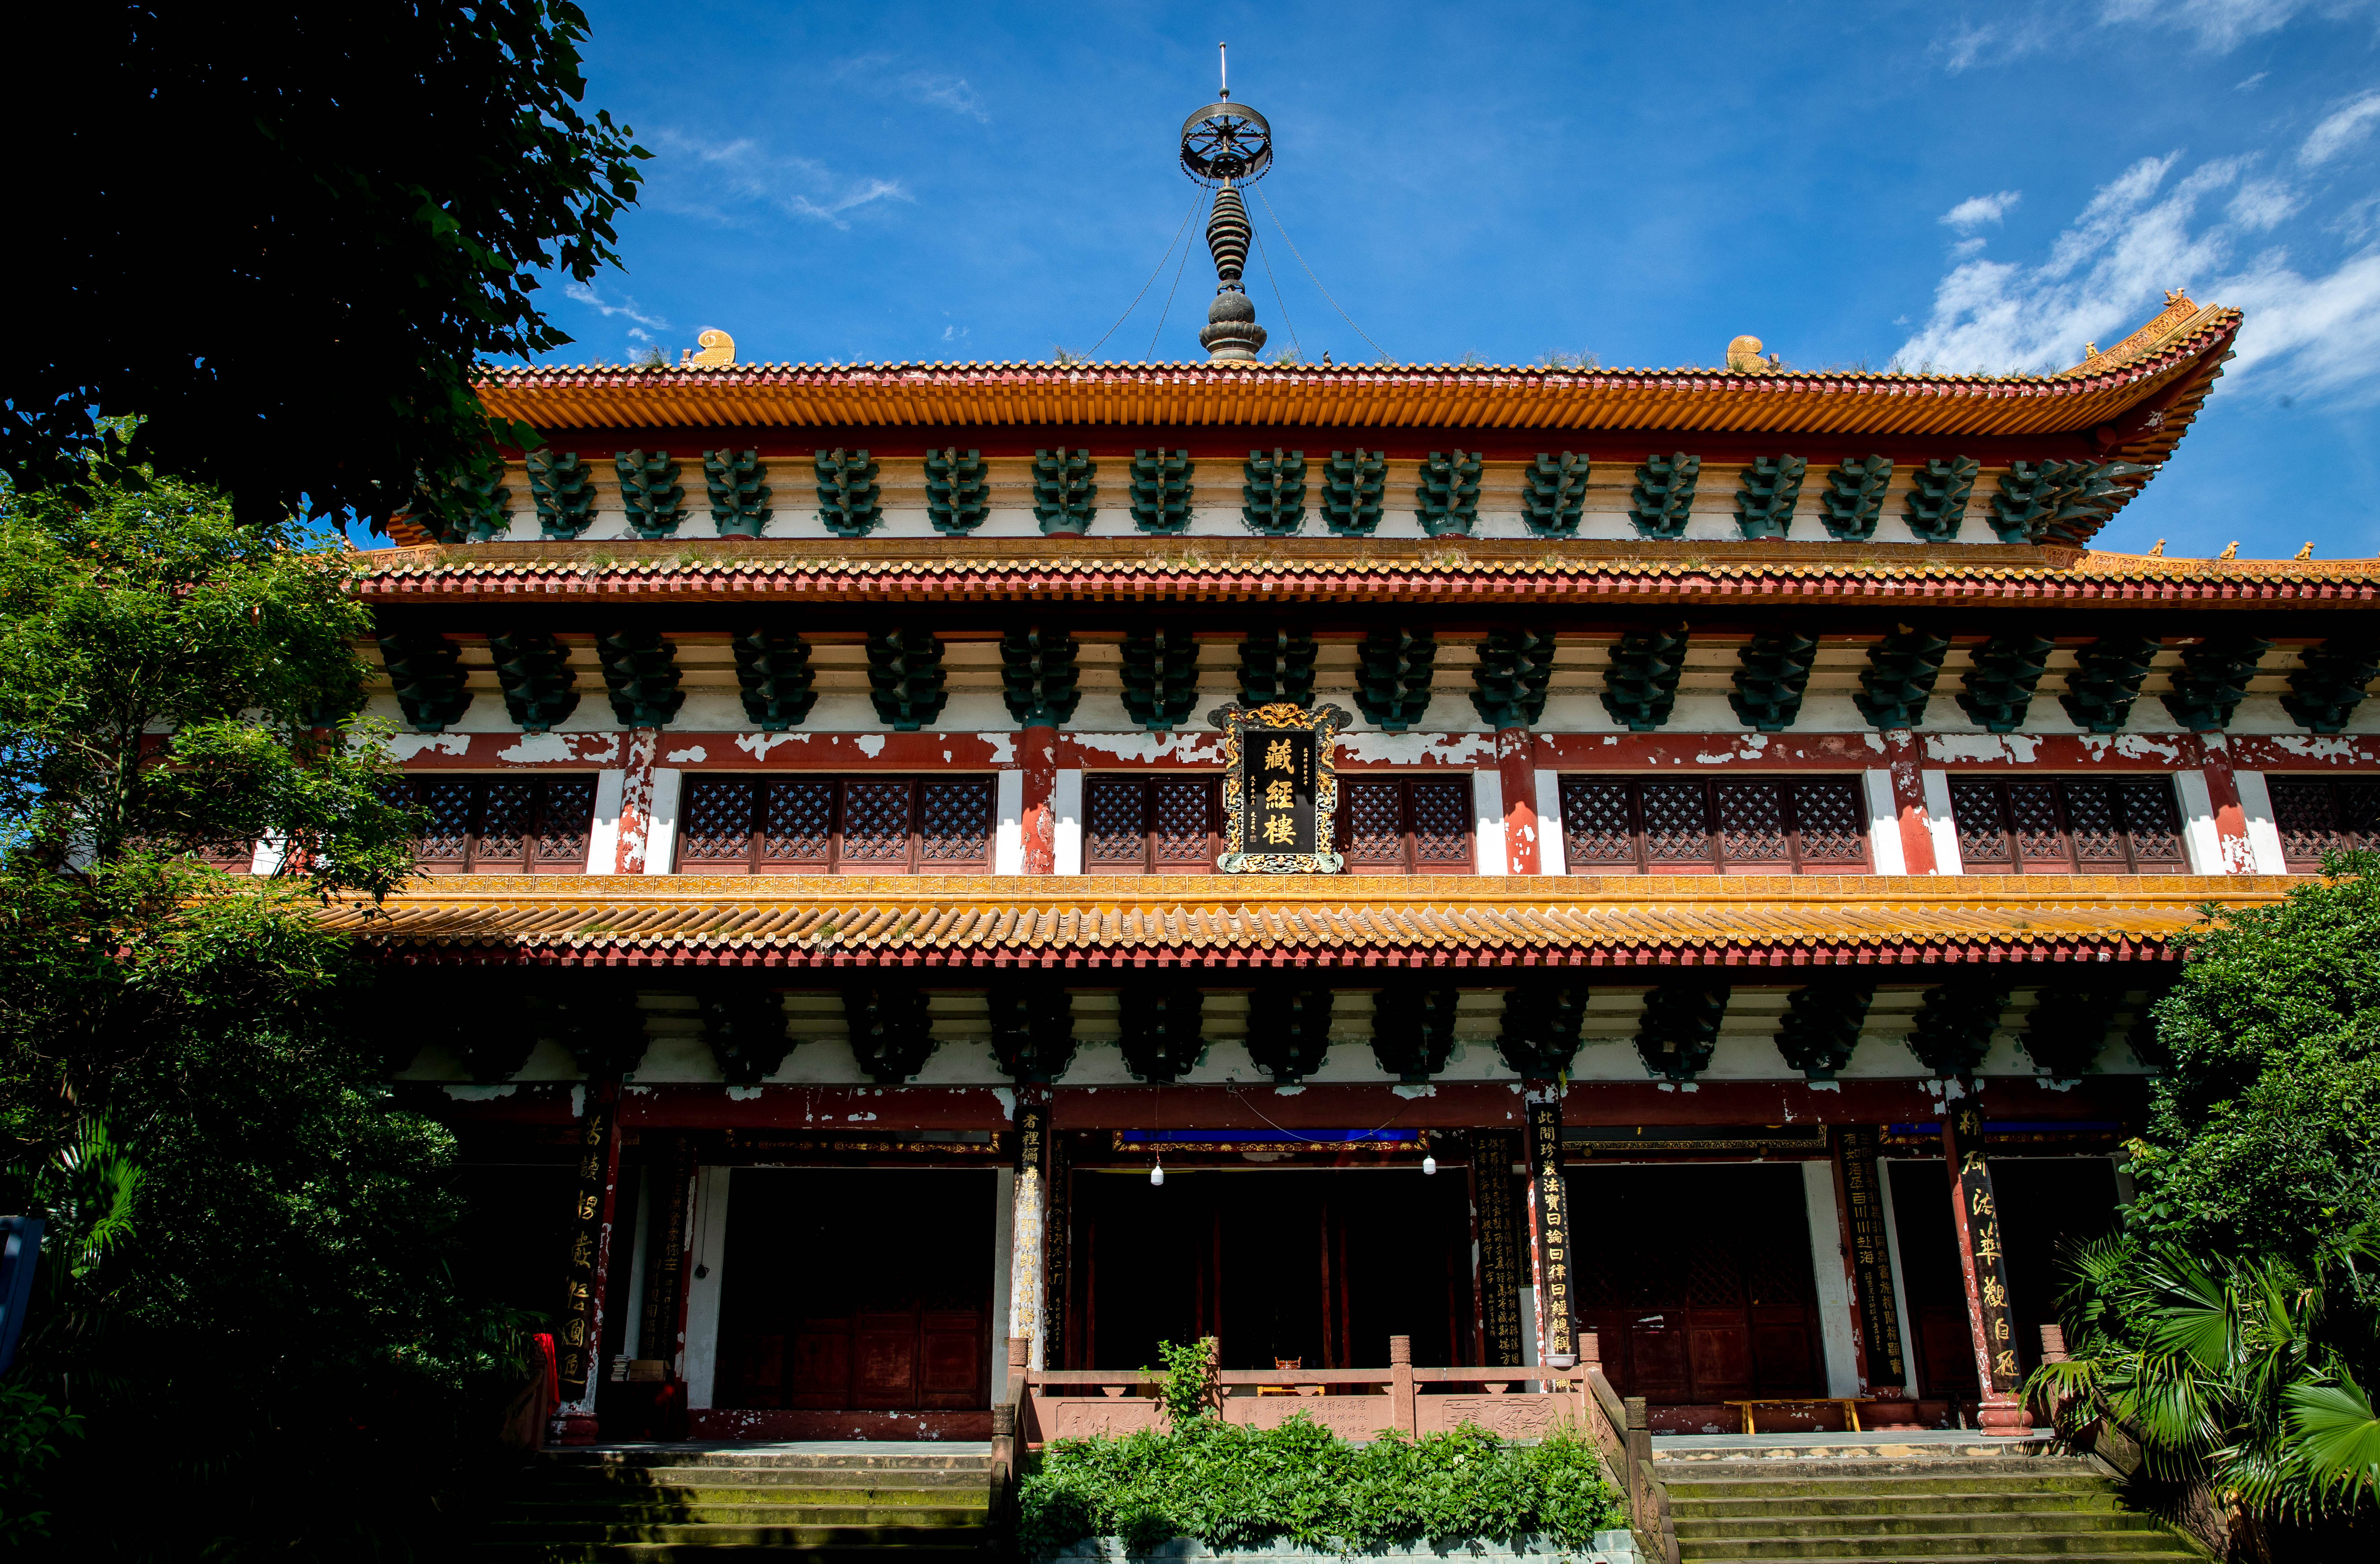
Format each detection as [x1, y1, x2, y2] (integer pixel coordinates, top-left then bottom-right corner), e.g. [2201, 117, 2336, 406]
[1182, 43, 1272, 363]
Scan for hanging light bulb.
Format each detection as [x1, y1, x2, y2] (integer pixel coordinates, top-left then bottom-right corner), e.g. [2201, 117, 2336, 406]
[1150, 1157, 1166, 1187]
[1422, 1154, 1438, 1176]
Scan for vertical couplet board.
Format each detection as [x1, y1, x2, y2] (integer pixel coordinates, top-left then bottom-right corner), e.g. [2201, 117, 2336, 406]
[639, 1136, 695, 1375]
[1524, 1100, 1577, 1361]
[559, 1089, 622, 1400]
[1011, 1100, 1050, 1369]
[1943, 1106, 2020, 1395]
[1834, 1127, 1907, 1390]
[1471, 1130, 1527, 1367]
[1044, 1127, 1070, 1368]
[1212, 702, 1352, 872]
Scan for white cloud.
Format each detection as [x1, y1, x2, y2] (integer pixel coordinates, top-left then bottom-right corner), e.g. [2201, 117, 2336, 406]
[1892, 150, 2380, 407]
[833, 54, 992, 122]
[646, 128, 912, 230]
[2100, 0, 2311, 52]
[1941, 190, 2022, 230]
[2228, 178, 2303, 229]
[2236, 71, 2269, 89]
[2300, 90, 2380, 166]
[564, 283, 669, 332]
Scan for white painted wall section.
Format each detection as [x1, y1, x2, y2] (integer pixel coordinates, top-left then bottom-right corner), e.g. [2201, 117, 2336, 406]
[1862, 770, 1907, 875]
[620, 1165, 653, 1359]
[643, 768, 683, 873]
[2233, 770, 2288, 874]
[994, 770, 1025, 874]
[2175, 770, 2224, 874]
[1053, 770, 1085, 875]
[681, 1165, 734, 1409]
[1534, 771, 1567, 876]
[1471, 769, 1507, 877]
[585, 770, 626, 875]
[1919, 769, 1962, 874]
[1802, 1161, 1861, 1398]
[991, 1167, 1016, 1391]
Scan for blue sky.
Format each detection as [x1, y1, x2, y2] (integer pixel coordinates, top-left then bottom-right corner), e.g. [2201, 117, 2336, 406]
[525, 0, 2380, 560]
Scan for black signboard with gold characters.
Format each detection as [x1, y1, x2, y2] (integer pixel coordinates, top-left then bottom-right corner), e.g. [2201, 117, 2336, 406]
[1210, 702, 1351, 872]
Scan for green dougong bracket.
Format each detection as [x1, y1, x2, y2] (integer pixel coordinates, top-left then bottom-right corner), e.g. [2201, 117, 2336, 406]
[1128, 449, 1193, 534]
[1032, 448, 1097, 535]
[1903, 456, 1977, 542]
[866, 628, 947, 730]
[814, 448, 883, 538]
[704, 449, 772, 538]
[1734, 455, 1808, 540]
[596, 629, 686, 726]
[377, 632, 473, 732]
[1320, 449, 1386, 535]
[732, 630, 818, 731]
[1854, 626, 1951, 730]
[1471, 628, 1557, 730]
[1519, 451, 1591, 538]
[1242, 448, 1307, 536]
[1415, 451, 1482, 537]
[1637, 982, 1730, 1082]
[2161, 634, 2273, 732]
[489, 629, 580, 732]
[1775, 980, 1874, 1081]
[1909, 982, 2010, 1081]
[1817, 455, 1893, 542]
[1353, 627, 1437, 731]
[1629, 452, 1700, 539]
[925, 447, 990, 535]
[1730, 631, 1819, 732]
[1120, 628, 1201, 731]
[1600, 629, 1689, 732]
[1956, 634, 2056, 732]
[1000, 626, 1082, 727]
[2059, 636, 2160, 733]
[1238, 629, 1317, 709]
[525, 449, 597, 539]
[614, 450, 687, 539]
[2281, 638, 2380, 733]
[1497, 984, 1589, 1080]
[1370, 987, 1461, 1083]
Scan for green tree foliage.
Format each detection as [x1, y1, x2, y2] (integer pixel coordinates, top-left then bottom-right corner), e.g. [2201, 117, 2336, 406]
[1018, 1418, 1622, 1557]
[2034, 856, 2380, 1531]
[0, 461, 521, 1557]
[8, 4, 645, 525]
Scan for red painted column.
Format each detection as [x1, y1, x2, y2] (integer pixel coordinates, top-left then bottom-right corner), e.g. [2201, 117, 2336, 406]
[1942, 1105, 2032, 1435]
[613, 727, 661, 873]
[1497, 727, 1540, 875]
[1881, 729, 1938, 874]
[2194, 733, 2256, 873]
[1020, 724, 1059, 875]
[555, 1082, 625, 1444]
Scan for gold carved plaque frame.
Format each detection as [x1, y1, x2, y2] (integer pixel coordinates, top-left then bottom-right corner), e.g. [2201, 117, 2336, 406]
[1209, 701, 1351, 873]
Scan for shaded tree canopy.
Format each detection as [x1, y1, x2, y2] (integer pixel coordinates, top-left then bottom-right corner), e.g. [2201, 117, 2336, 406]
[7, 2, 645, 526]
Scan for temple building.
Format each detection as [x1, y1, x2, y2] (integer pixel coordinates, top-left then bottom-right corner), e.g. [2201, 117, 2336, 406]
[340, 98, 2380, 1446]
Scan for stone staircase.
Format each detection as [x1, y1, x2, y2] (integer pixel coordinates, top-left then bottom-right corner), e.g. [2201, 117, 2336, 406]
[1654, 1444, 2205, 1562]
[469, 1444, 994, 1562]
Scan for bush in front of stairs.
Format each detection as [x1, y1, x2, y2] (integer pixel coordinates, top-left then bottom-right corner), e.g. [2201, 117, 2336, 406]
[1016, 1416, 1623, 1557]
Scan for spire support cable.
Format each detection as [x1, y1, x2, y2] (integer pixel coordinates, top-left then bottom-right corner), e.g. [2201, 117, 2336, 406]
[1255, 183, 1393, 364]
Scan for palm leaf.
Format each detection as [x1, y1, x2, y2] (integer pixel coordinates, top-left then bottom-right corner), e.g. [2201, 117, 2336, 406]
[2284, 1374, 2380, 1507]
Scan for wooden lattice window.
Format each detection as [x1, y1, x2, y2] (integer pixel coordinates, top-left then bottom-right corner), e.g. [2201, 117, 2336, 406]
[385, 775, 597, 873]
[1334, 777, 1475, 874]
[1084, 776, 1221, 873]
[674, 776, 994, 874]
[1947, 776, 2186, 874]
[1556, 776, 1869, 875]
[2265, 778, 2380, 871]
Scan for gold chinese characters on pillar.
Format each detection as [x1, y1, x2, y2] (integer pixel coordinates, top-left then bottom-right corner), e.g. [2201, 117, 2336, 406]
[1211, 702, 1351, 873]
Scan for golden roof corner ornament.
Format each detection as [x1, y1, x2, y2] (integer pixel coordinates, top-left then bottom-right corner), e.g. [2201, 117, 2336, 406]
[2148, 539, 2165, 556]
[2295, 541, 2314, 560]
[2084, 343, 2099, 359]
[684, 328, 735, 367]
[2217, 540, 2240, 560]
[2165, 287, 2192, 307]
[1726, 335, 1767, 373]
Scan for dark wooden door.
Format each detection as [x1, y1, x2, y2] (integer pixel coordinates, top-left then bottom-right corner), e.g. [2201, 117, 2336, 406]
[1571, 1164, 1825, 1405]
[1887, 1160, 1979, 1399]
[717, 1168, 993, 1411]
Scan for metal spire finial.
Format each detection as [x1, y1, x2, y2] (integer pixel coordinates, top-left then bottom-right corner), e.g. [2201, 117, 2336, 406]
[1179, 52, 1272, 362]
